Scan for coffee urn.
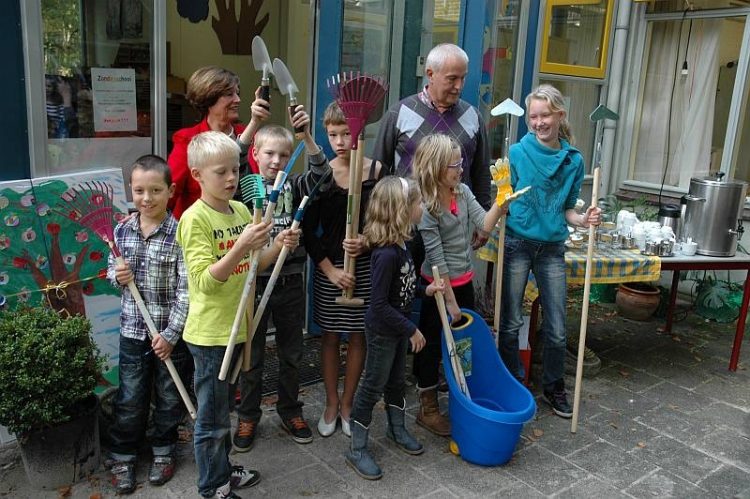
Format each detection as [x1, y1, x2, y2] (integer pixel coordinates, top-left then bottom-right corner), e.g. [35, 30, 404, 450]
[682, 173, 747, 257]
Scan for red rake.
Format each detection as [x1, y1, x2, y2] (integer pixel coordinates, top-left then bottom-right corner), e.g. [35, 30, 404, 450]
[59, 182, 197, 420]
[327, 72, 388, 148]
[326, 73, 388, 305]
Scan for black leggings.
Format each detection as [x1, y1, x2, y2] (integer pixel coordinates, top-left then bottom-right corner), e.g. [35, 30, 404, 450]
[412, 279, 475, 389]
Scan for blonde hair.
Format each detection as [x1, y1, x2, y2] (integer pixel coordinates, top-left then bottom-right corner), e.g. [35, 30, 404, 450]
[254, 125, 293, 151]
[186, 66, 240, 117]
[411, 134, 461, 217]
[323, 101, 347, 127]
[525, 84, 574, 144]
[187, 131, 241, 169]
[364, 176, 420, 247]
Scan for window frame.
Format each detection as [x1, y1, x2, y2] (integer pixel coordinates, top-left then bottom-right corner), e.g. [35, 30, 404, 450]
[21, 0, 166, 179]
[538, 0, 615, 79]
[617, 6, 750, 198]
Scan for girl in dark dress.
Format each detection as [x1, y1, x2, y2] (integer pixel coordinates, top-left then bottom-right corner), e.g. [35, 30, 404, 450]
[302, 102, 384, 438]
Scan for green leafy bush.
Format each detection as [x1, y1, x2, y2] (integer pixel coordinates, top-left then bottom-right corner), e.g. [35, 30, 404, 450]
[0, 307, 105, 435]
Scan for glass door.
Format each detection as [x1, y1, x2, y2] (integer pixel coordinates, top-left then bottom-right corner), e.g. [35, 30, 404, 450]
[34, 0, 156, 178]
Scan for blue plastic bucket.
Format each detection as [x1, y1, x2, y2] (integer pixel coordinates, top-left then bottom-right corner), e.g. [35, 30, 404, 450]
[441, 309, 536, 466]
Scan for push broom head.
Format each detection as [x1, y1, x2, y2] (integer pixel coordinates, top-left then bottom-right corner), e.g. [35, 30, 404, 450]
[326, 72, 388, 146]
[59, 181, 118, 253]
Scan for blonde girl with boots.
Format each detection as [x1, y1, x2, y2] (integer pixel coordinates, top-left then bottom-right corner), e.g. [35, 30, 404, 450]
[345, 176, 443, 479]
[411, 134, 506, 436]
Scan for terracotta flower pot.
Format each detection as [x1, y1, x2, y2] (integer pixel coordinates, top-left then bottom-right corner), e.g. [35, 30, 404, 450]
[615, 282, 660, 321]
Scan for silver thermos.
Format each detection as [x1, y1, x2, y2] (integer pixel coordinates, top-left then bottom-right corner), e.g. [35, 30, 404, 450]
[657, 204, 681, 238]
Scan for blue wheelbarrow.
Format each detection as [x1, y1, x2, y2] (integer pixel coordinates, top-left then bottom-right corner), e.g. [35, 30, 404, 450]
[441, 308, 536, 466]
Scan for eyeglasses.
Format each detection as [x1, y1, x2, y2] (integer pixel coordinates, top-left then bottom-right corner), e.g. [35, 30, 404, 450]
[446, 158, 463, 169]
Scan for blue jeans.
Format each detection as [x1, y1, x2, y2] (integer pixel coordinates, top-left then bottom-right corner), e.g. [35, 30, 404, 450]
[237, 274, 304, 422]
[351, 328, 408, 426]
[109, 336, 189, 461]
[187, 343, 240, 497]
[499, 235, 567, 390]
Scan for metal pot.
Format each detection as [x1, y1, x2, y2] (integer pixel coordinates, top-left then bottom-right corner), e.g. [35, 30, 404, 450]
[682, 173, 747, 257]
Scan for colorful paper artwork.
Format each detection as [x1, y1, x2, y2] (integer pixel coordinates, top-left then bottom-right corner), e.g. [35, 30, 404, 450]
[0, 169, 128, 376]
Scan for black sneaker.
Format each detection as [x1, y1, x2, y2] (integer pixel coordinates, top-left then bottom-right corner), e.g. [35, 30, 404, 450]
[110, 461, 136, 494]
[565, 339, 602, 376]
[148, 454, 175, 486]
[280, 416, 313, 444]
[212, 482, 242, 498]
[230, 465, 261, 489]
[232, 419, 257, 452]
[543, 383, 573, 419]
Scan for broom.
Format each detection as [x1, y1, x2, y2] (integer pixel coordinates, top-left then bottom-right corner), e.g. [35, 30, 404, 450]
[327, 72, 388, 306]
[59, 181, 197, 420]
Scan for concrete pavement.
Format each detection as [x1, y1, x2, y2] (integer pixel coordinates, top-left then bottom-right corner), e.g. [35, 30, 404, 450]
[1, 300, 749, 498]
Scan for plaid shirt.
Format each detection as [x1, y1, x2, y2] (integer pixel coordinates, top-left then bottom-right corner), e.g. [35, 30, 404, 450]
[106, 213, 188, 345]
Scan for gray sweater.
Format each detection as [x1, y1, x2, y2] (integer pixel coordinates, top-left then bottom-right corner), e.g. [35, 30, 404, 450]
[418, 183, 486, 279]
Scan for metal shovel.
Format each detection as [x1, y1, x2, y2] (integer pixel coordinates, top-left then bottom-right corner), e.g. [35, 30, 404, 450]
[251, 36, 273, 107]
[272, 58, 305, 138]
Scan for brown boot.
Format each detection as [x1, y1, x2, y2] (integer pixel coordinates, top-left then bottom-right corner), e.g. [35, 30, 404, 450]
[416, 389, 451, 436]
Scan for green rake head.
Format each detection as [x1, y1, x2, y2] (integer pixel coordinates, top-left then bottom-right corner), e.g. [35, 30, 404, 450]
[240, 174, 266, 210]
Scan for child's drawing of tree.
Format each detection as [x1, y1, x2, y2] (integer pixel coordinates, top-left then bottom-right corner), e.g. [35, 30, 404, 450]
[0, 179, 122, 316]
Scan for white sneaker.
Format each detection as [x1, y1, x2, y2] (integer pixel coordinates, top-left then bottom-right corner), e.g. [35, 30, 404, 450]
[317, 411, 338, 437]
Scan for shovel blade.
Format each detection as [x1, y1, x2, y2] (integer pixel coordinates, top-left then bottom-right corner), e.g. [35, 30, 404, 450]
[251, 36, 273, 76]
[491, 98, 524, 117]
[589, 104, 619, 122]
[272, 58, 299, 97]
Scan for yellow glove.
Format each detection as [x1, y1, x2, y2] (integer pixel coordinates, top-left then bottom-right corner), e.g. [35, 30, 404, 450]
[491, 157, 513, 207]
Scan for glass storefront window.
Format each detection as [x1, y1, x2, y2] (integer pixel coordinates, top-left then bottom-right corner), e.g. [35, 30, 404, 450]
[42, 0, 153, 176]
[432, 0, 460, 45]
[630, 17, 746, 188]
[485, 0, 521, 160]
[341, 0, 394, 150]
[540, 0, 614, 79]
[539, 78, 600, 173]
[341, 1, 393, 76]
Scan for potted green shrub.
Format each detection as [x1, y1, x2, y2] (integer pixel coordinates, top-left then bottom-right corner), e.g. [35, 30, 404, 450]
[0, 306, 105, 489]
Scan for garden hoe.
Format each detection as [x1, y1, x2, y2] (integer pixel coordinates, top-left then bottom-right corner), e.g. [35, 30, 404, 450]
[571, 104, 619, 433]
[489, 98, 526, 342]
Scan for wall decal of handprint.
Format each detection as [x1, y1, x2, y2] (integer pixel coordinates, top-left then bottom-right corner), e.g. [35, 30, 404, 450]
[176, 0, 269, 55]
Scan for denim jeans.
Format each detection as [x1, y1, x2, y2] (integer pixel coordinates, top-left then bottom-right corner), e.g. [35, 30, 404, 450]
[188, 343, 240, 497]
[499, 234, 567, 390]
[350, 328, 408, 427]
[413, 279, 475, 389]
[237, 274, 304, 422]
[109, 336, 189, 461]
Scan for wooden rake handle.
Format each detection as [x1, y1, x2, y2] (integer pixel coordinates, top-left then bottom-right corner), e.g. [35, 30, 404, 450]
[431, 266, 470, 399]
[571, 167, 600, 433]
[337, 135, 366, 306]
[220, 204, 265, 380]
[115, 255, 197, 420]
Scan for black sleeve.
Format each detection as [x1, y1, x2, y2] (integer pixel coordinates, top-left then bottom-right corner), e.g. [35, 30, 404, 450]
[302, 192, 327, 265]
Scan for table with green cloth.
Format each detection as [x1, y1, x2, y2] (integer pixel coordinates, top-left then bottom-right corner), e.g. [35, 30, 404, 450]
[478, 227, 750, 371]
[477, 230, 661, 289]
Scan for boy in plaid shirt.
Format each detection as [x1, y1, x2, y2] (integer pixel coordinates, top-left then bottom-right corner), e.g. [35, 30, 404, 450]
[106, 155, 190, 494]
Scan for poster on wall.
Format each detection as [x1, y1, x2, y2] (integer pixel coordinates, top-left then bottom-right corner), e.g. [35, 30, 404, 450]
[91, 67, 138, 132]
[0, 169, 128, 383]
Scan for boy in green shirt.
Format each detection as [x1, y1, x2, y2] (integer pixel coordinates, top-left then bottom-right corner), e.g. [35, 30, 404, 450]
[177, 131, 299, 499]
